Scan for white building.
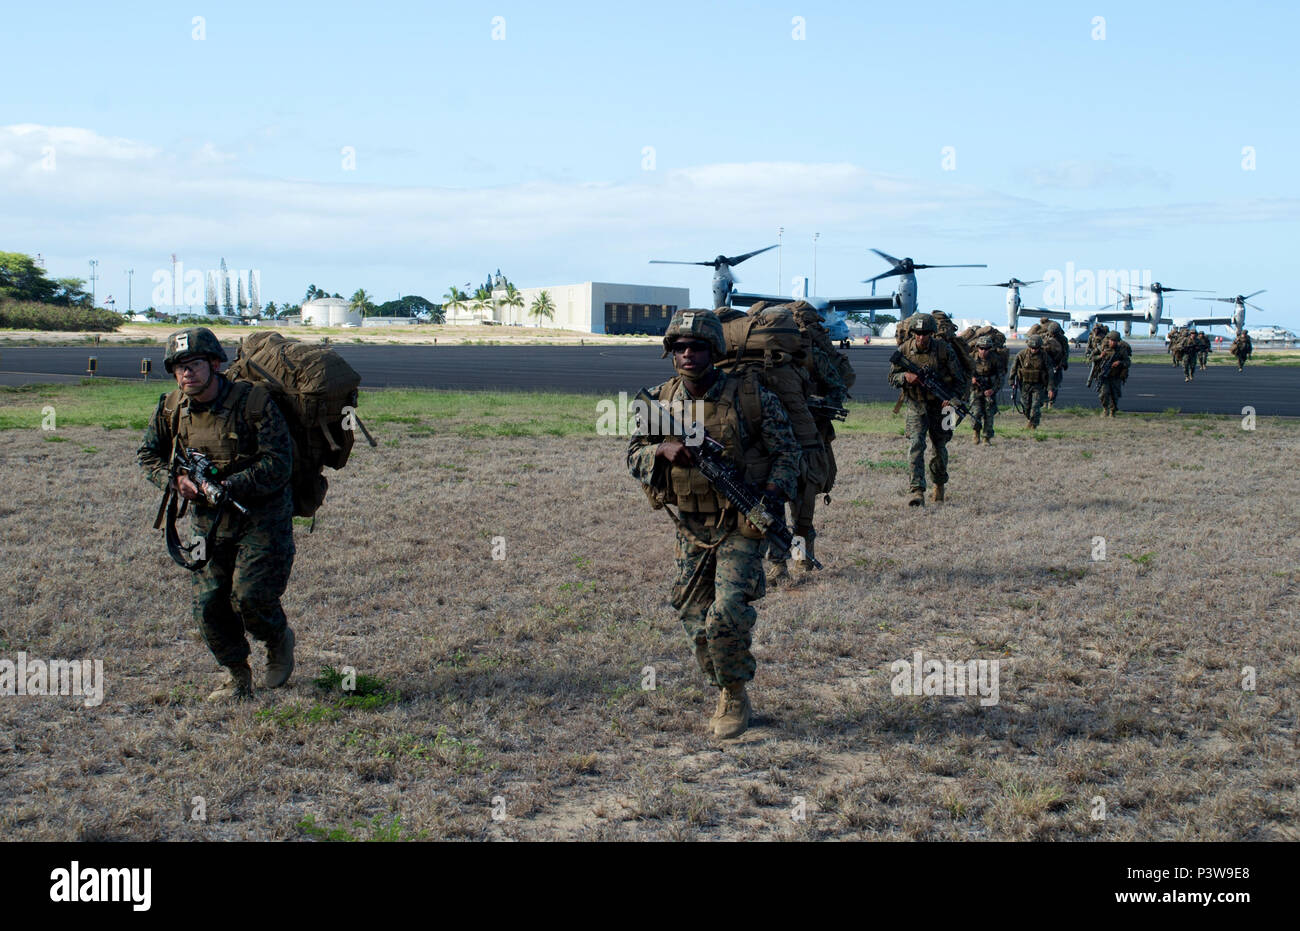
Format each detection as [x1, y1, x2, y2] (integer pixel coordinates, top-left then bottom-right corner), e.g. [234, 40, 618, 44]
[448, 282, 690, 335]
[302, 297, 361, 327]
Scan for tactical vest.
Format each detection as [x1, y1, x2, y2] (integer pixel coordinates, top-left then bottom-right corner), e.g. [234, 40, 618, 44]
[972, 352, 1002, 382]
[161, 379, 269, 483]
[1016, 349, 1050, 384]
[898, 338, 956, 402]
[656, 374, 770, 513]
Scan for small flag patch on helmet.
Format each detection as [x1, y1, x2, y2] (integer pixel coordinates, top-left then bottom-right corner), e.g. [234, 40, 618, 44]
[175, 333, 189, 352]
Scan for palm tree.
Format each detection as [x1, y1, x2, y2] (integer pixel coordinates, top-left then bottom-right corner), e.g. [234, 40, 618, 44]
[350, 288, 374, 317]
[529, 290, 555, 327]
[442, 285, 469, 322]
[471, 285, 496, 323]
[501, 283, 525, 325]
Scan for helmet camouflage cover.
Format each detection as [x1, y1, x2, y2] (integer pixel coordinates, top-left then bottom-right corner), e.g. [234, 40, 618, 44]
[1027, 334, 1044, 348]
[975, 336, 995, 349]
[662, 308, 726, 359]
[164, 327, 228, 373]
[1106, 329, 1122, 341]
[907, 313, 937, 335]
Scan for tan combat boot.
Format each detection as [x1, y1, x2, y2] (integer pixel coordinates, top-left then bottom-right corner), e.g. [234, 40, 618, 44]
[932, 483, 945, 503]
[709, 687, 728, 732]
[908, 488, 925, 507]
[714, 683, 751, 739]
[766, 561, 790, 586]
[207, 662, 254, 703]
[265, 626, 295, 689]
[983, 435, 993, 446]
[794, 536, 816, 572]
[973, 432, 981, 445]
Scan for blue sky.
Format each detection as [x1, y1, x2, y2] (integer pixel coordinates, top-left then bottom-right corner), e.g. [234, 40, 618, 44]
[4, 0, 1297, 329]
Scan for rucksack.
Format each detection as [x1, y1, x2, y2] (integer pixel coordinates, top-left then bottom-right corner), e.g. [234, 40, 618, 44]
[788, 301, 856, 391]
[225, 331, 375, 519]
[716, 305, 821, 450]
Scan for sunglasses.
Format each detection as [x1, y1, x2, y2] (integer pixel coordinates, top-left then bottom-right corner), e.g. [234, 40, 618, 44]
[670, 341, 710, 354]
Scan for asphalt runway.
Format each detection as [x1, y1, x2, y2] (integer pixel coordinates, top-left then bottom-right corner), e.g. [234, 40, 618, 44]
[0, 344, 1293, 416]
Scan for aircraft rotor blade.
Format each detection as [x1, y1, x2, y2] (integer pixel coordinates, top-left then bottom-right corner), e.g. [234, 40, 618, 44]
[863, 269, 904, 284]
[1243, 289, 1267, 300]
[911, 263, 988, 270]
[725, 244, 779, 266]
[1246, 302, 1267, 313]
[870, 248, 903, 267]
[649, 260, 717, 266]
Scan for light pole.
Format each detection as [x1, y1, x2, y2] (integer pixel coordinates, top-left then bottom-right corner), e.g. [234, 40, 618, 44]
[88, 259, 99, 307]
[813, 232, 820, 296]
[777, 227, 784, 294]
[127, 269, 134, 313]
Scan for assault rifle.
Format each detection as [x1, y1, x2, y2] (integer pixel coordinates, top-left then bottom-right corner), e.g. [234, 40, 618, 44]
[152, 447, 248, 571]
[174, 448, 249, 515]
[888, 350, 973, 427]
[807, 396, 848, 422]
[634, 388, 823, 569]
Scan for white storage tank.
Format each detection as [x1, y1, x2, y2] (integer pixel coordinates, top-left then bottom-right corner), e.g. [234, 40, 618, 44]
[302, 297, 361, 327]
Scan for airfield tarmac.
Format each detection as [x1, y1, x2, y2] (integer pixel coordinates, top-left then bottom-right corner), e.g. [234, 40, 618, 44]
[1, 344, 1293, 416]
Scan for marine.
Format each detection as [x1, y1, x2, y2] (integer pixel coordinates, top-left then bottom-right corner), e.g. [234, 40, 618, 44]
[137, 327, 298, 702]
[888, 313, 963, 506]
[968, 335, 1006, 445]
[774, 301, 853, 582]
[628, 309, 801, 739]
[1230, 328, 1252, 371]
[1009, 334, 1056, 430]
[1094, 329, 1132, 417]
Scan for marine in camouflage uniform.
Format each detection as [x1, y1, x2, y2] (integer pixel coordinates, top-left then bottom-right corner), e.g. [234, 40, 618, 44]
[888, 313, 963, 506]
[778, 302, 852, 578]
[1230, 329, 1252, 371]
[968, 336, 1006, 444]
[1196, 331, 1211, 370]
[1010, 335, 1055, 429]
[1094, 330, 1131, 416]
[137, 327, 297, 702]
[628, 309, 800, 739]
[1182, 330, 1200, 381]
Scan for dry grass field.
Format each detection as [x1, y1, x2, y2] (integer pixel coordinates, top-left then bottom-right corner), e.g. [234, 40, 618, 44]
[1, 382, 1297, 841]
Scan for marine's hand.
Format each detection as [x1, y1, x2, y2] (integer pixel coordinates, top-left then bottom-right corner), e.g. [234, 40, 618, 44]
[903, 372, 920, 385]
[177, 475, 200, 500]
[656, 438, 693, 466]
[984, 389, 995, 398]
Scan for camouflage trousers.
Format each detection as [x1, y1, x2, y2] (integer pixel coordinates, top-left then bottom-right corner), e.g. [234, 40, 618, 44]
[970, 393, 998, 438]
[1183, 355, 1197, 379]
[904, 399, 951, 492]
[189, 512, 295, 668]
[1021, 383, 1049, 426]
[1098, 375, 1123, 413]
[673, 511, 767, 687]
[1234, 352, 1248, 370]
[1049, 366, 1064, 399]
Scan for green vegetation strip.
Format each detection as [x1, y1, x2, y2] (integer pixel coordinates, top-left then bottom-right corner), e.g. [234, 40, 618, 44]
[0, 378, 1276, 437]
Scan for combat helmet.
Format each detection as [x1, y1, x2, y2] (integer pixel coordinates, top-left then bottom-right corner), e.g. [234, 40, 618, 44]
[164, 327, 227, 373]
[1027, 334, 1044, 348]
[1106, 329, 1122, 341]
[975, 336, 994, 349]
[907, 313, 937, 335]
[662, 309, 726, 359]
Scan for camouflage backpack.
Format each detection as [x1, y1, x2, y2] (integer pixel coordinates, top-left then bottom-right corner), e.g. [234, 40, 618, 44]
[715, 304, 821, 451]
[788, 300, 856, 391]
[225, 331, 376, 519]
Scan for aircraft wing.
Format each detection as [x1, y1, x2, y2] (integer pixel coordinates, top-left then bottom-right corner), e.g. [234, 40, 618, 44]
[729, 291, 794, 308]
[1019, 307, 1073, 322]
[1177, 315, 1235, 328]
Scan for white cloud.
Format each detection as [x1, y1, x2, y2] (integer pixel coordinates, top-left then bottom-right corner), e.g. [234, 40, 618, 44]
[3, 124, 1298, 282]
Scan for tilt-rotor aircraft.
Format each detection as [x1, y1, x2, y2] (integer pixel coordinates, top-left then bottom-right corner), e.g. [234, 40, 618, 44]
[653, 245, 894, 344]
[733, 247, 986, 344]
[1189, 290, 1267, 333]
[1105, 282, 1211, 336]
[959, 277, 1048, 333]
